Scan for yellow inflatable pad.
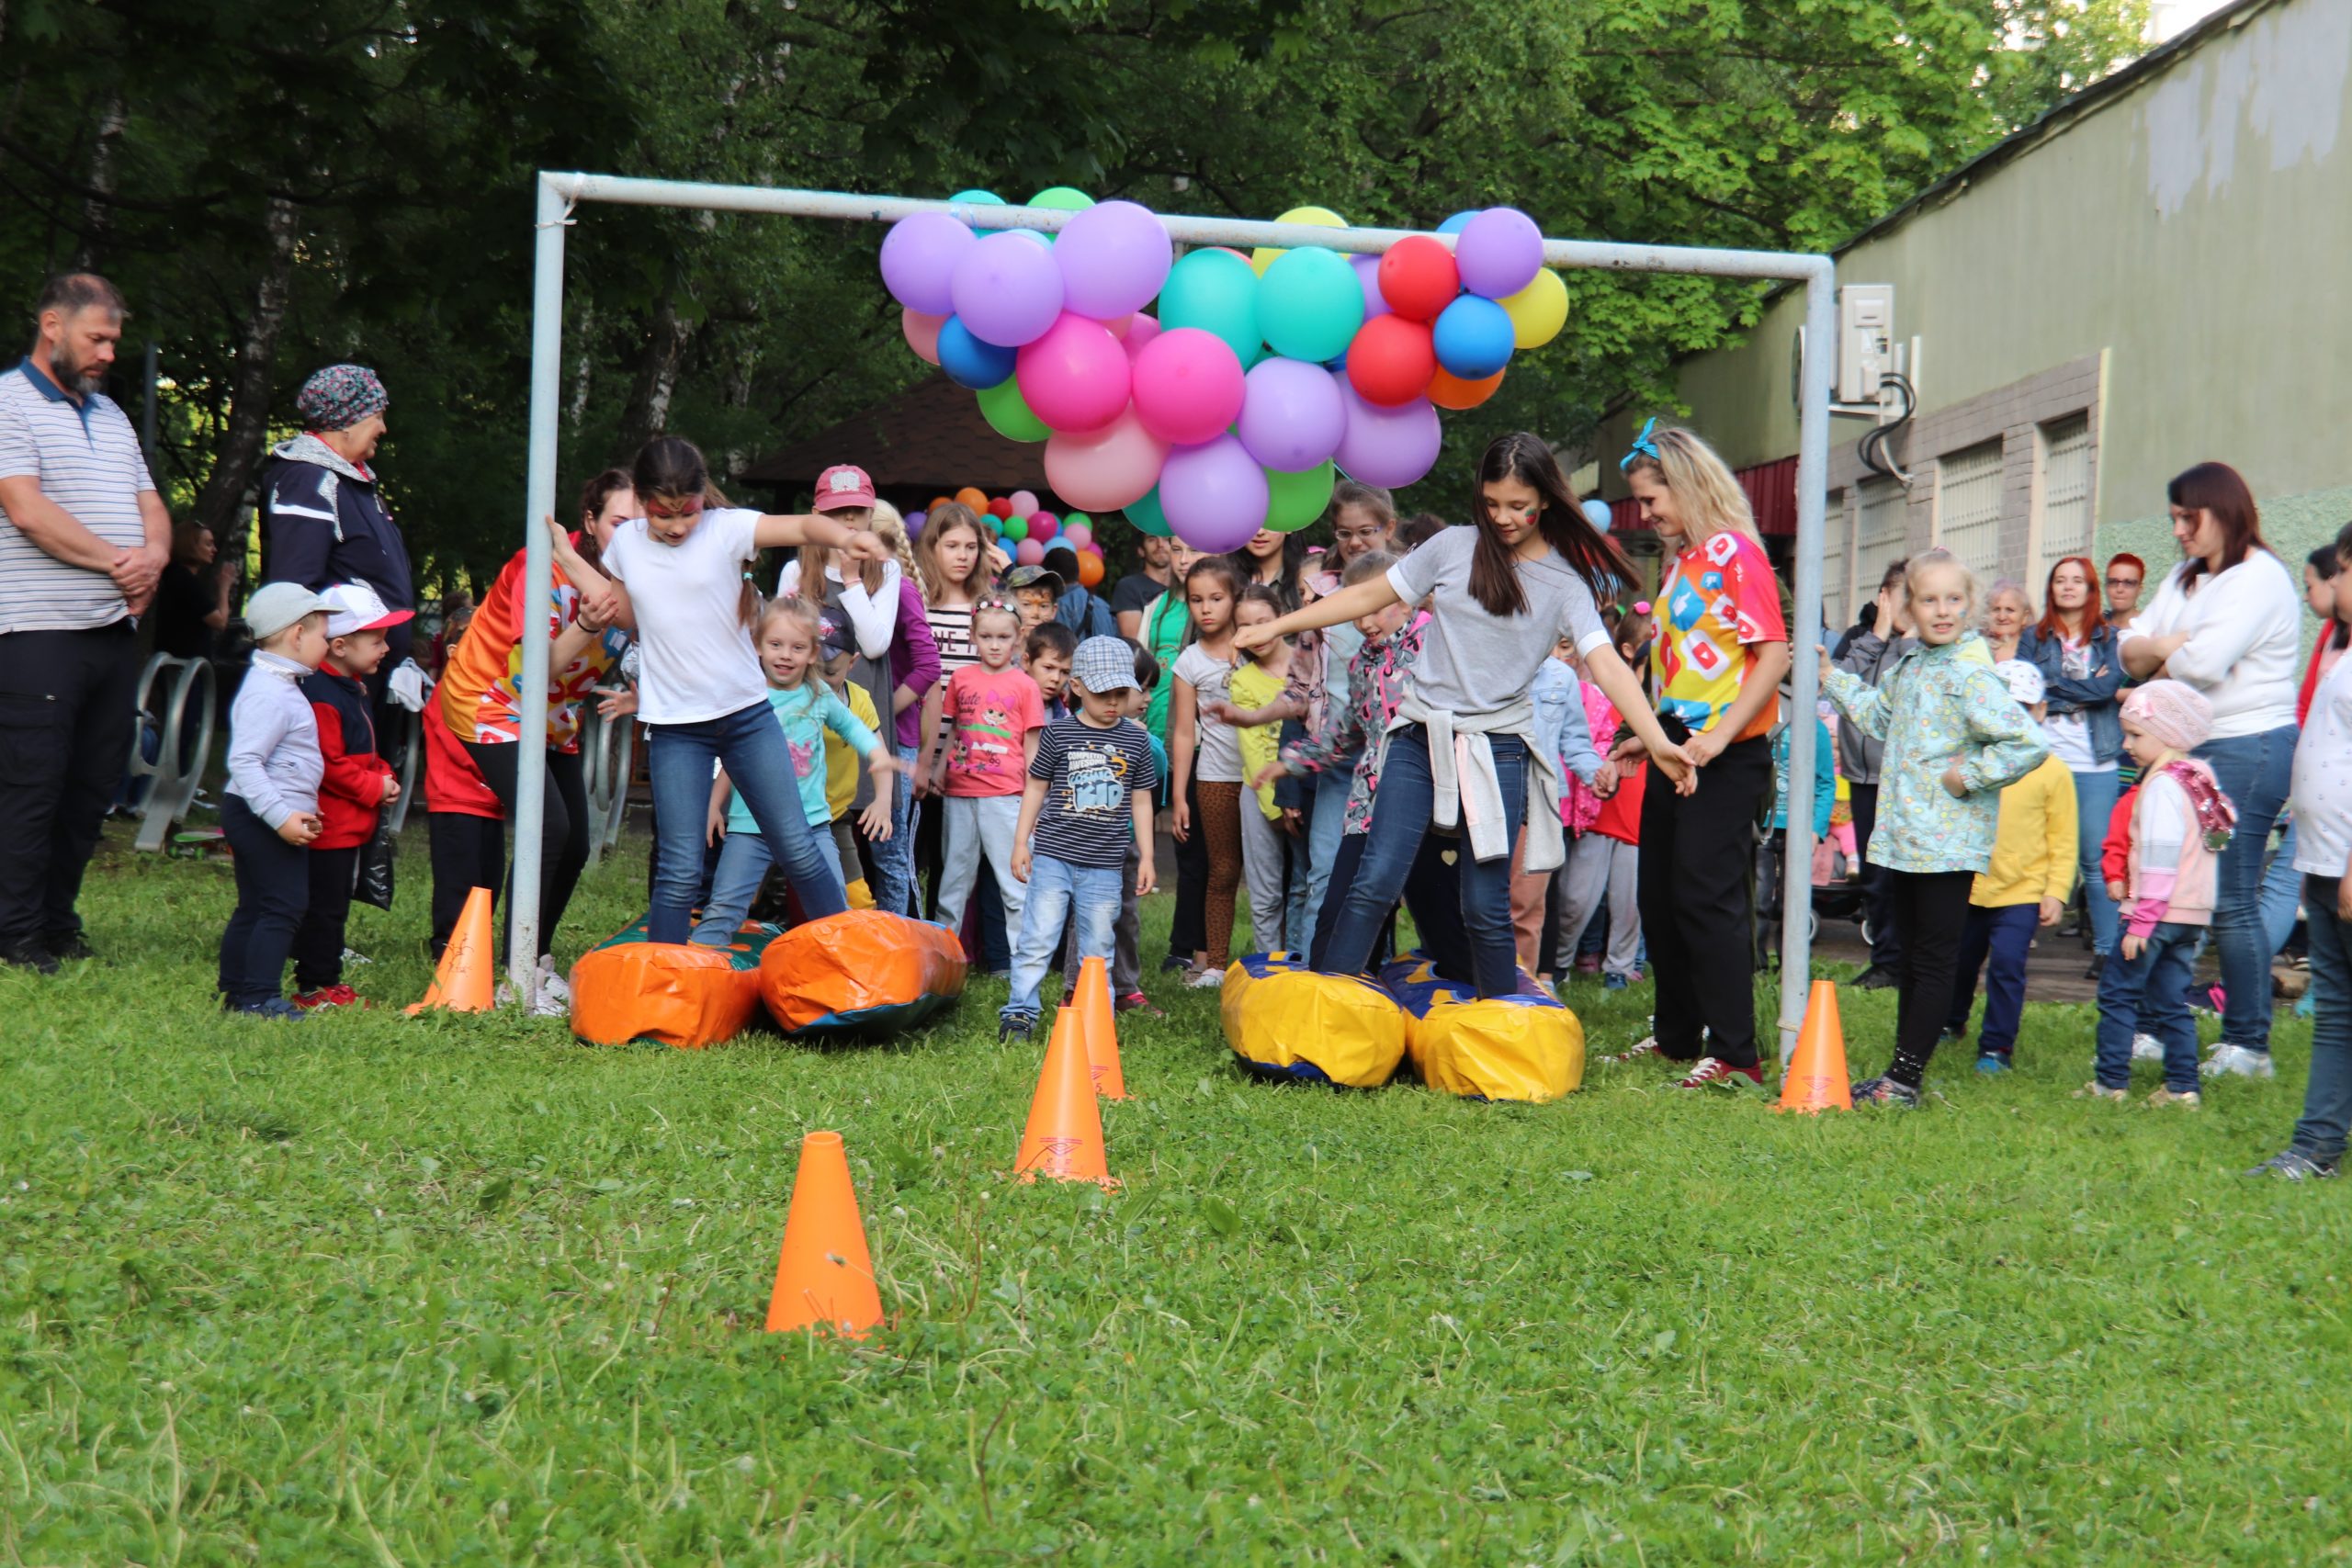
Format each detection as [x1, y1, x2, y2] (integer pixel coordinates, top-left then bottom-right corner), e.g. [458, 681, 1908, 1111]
[1221, 952, 1408, 1089]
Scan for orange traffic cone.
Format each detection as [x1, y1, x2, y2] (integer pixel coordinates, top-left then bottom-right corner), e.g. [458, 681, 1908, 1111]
[765, 1130, 884, 1337]
[1013, 1006, 1119, 1188]
[1776, 979, 1853, 1113]
[405, 886, 496, 1015]
[1074, 954, 1129, 1100]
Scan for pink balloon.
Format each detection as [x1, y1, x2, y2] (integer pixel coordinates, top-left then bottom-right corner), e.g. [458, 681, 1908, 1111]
[1015, 314, 1131, 434]
[1029, 514, 1059, 543]
[1030, 511, 1057, 533]
[902, 309, 945, 366]
[1332, 377, 1442, 489]
[1350, 254, 1390, 321]
[1063, 522, 1093, 550]
[1014, 537, 1046, 567]
[1130, 327, 1247, 446]
[1044, 406, 1170, 512]
[1008, 489, 1039, 517]
[1237, 355, 1347, 472]
[1159, 434, 1269, 552]
[1120, 311, 1163, 361]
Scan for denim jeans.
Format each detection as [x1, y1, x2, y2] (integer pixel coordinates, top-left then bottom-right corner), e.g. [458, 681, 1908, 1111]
[2195, 725, 2297, 1055]
[691, 823, 845, 944]
[2290, 875, 2352, 1160]
[1295, 763, 1351, 946]
[646, 702, 846, 944]
[2094, 919, 2202, 1091]
[860, 742, 922, 916]
[1945, 901, 2039, 1058]
[1002, 852, 1120, 1021]
[1318, 726, 1526, 998]
[2262, 818, 2301, 956]
[2070, 768, 2121, 957]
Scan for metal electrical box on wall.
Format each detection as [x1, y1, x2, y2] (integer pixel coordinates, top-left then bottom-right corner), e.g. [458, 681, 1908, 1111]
[1838, 284, 1894, 404]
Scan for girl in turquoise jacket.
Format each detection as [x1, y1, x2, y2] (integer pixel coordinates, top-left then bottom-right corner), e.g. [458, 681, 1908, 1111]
[1822, 549, 2049, 1106]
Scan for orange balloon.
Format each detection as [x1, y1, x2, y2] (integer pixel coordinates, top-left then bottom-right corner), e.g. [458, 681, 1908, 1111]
[1076, 550, 1106, 588]
[931, 495, 952, 512]
[955, 486, 988, 511]
[1429, 367, 1505, 411]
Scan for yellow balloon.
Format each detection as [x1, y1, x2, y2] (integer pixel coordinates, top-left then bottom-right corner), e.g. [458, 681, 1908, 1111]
[1498, 267, 1568, 349]
[1251, 205, 1347, 275]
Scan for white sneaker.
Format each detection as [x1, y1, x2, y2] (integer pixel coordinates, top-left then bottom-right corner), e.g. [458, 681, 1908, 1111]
[537, 955, 572, 1007]
[2132, 1032, 2164, 1063]
[1187, 965, 1227, 989]
[2200, 1043, 2277, 1080]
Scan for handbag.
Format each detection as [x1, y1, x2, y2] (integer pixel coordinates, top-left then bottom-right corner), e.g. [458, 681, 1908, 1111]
[354, 823, 397, 912]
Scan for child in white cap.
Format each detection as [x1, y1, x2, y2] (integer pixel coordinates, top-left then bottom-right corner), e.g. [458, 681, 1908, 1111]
[220, 581, 331, 1019]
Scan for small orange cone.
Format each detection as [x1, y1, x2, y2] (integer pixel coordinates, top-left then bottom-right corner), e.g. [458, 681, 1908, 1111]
[405, 886, 496, 1015]
[765, 1130, 884, 1337]
[1074, 954, 1129, 1100]
[1776, 979, 1853, 1113]
[1012, 1007, 1119, 1188]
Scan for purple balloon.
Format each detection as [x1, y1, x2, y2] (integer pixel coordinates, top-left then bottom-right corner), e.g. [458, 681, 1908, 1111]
[1332, 377, 1442, 489]
[879, 212, 975, 316]
[1455, 207, 1544, 299]
[1056, 200, 1174, 321]
[952, 231, 1066, 347]
[906, 509, 928, 536]
[1350, 254, 1391, 321]
[1237, 356, 1347, 473]
[1159, 434, 1270, 552]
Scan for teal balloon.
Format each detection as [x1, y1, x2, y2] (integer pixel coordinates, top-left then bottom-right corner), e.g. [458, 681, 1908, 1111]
[1124, 490, 1170, 537]
[950, 188, 1005, 206]
[1257, 246, 1363, 364]
[977, 378, 1051, 443]
[1265, 460, 1337, 532]
[1158, 249, 1262, 370]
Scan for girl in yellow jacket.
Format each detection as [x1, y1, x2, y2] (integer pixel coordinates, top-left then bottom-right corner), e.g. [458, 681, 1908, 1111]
[1944, 660, 2077, 1072]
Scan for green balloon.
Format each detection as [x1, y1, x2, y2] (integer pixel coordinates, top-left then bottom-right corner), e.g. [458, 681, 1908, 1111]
[1062, 512, 1091, 533]
[1125, 490, 1171, 537]
[1258, 247, 1363, 364]
[1028, 186, 1093, 211]
[1002, 515, 1029, 541]
[1265, 461, 1337, 532]
[977, 378, 1051, 443]
[1158, 248, 1263, 370]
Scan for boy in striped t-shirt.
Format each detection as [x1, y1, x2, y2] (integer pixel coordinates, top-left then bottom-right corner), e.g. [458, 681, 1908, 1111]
[999, 637, 1160, 1040]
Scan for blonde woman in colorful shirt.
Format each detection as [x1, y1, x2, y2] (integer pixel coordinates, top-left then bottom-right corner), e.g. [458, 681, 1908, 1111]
[1822, 549, 2050, 1107]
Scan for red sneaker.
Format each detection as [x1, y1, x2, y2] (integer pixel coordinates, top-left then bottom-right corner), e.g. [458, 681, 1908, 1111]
[293, 984, 363, 1010]
[1673, 1056, 1764, 1090]
[1114, 990, 1163, 1017]
[1605, 1035, 1665, 1065]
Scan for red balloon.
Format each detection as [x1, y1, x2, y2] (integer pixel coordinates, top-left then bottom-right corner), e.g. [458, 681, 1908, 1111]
[988, 496, 1014, 519]
[1347, 316, 1438, 407]
[1377, 235, 1460, 322]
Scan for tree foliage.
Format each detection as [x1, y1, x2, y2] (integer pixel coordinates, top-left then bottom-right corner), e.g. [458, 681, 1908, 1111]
[0, 0, 2150, 586]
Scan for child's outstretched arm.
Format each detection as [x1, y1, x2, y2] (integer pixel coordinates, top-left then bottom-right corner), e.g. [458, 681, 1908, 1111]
[858, 753, 897, 842]
[1951, 668, 2050, 795]
[1582, 642, 1694, 794]
[752, 513, 889, 562]
[1817, 649, 1893, 739]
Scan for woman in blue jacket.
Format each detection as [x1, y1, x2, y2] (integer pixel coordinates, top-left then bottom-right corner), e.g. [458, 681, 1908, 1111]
[2017, 555, 2124, 978]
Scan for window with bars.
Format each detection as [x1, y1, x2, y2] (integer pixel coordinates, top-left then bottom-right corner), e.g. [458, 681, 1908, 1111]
[1936, 439, 2006, 582]
[2037, 415, 2094, 582]
[1820, 490, 1849, 629]
[1857, 479, 1908, 599]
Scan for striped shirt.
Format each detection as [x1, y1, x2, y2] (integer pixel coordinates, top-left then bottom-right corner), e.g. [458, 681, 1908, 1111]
[0, 358, 154, 634]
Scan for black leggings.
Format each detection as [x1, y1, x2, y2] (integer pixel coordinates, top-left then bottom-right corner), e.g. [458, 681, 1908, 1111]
[1638, 730, 1772, 1068]
[1884, 869, 1975, 1088]
[459, 741, 588, 961]
[429, 811, 506, 958]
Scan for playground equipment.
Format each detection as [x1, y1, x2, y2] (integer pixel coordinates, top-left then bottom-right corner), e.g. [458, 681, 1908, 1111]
[128, 652, 215, 852]
[577, 699, 636, 868]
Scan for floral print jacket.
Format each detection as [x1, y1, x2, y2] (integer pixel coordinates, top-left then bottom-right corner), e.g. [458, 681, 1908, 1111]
[1821, 632, 2049, 874]
[1280, 613, 1429, 835]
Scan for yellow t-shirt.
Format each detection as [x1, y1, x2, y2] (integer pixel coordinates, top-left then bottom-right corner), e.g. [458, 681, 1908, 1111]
[824, 681, 884, 818]
[1228, 661, 1287, 819]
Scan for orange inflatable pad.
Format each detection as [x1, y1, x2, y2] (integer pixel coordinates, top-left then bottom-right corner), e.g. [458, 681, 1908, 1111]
[569, 922, 773, 1049]
[757, 910, 967, 1036]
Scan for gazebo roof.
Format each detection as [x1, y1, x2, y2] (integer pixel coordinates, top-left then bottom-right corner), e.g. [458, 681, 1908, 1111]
[741, 374, 1044, 496]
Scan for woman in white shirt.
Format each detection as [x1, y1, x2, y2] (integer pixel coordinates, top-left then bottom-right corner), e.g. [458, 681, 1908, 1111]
[2120, 462, 2301, 1078]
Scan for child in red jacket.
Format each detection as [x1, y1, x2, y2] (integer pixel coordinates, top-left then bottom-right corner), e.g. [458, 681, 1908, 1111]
[291, 583, 412, 1008]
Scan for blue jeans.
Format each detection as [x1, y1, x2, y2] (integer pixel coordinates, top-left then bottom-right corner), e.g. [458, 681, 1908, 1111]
[2290, 875, 2352, 1160]
[2094, 920, 2202, 1091]
[1296, 763, 1351, 947]
[1318, 726, 1526, 998]
[865, 741, 922, 915]
[2195, 725, 2297, 1055]
[2070, 768, 2121, 957]
[1002, 853, 1120, 1021]
[1946, 901, 2039, 1057]
[691, 822, 845, 944]
[646, 702, 846, 944]
[2262, 818, 2301, 956]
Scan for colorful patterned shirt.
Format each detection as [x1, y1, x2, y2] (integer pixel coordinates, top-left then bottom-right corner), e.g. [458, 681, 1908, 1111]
[437, 542, 627, 752]
[1654, 529, 1785, 742]
[1279, 612, 1430, 835]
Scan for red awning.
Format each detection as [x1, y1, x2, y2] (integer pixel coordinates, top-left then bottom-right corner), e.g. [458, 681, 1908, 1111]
[1612, 454, 1798, 537]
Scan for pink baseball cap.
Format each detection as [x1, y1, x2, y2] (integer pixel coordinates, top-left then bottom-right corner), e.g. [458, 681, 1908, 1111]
[813, 464, 876, 513]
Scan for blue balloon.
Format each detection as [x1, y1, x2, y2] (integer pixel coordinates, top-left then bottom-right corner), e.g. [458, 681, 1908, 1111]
[1582, 498, 1613, 530]
[1437, 209, 1478, 236]
[937, 316, 1016, 389]
[1432, 295, 1515, 379]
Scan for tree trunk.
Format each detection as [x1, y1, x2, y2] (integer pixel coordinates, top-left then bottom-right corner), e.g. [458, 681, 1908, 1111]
[72, 86, 124, 267]
[615, 287, 697, 457]
[195, 196, 298, 562]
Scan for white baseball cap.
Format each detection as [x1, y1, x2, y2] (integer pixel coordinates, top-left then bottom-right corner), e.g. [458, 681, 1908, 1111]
[319, 581, 415, 638]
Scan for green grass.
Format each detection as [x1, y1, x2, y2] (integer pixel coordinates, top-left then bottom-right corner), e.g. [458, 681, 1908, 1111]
[6, 829, 2352, 1565]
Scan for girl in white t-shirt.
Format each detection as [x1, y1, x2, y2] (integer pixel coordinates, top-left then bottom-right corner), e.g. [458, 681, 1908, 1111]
[556, 436, 889, 944]
[1170, 555, 1249, 984]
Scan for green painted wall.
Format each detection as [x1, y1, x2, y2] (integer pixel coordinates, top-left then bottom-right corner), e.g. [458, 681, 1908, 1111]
[1622, 0, 2352, 530]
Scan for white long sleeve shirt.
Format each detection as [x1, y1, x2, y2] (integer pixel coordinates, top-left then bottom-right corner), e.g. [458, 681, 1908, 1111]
[777, 558, 900, 659]
[2123, 550, 2300, 739]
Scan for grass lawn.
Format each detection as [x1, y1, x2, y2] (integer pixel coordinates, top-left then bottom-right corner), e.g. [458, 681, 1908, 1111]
[6, 826, 2351, 1565]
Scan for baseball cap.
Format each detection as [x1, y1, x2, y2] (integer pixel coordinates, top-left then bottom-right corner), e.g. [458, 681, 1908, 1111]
[816, 613, 854, 664]
[1994, 659, 2046, 706]
[319, 581, 415, 638]
[1072, 635, 1138, 694]
[246, 581, 328, 643]
[813, 464, 876, 513]
[1004, 564, 1066, 598]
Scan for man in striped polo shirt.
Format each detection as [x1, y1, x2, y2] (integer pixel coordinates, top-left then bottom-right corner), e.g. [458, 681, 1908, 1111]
[0, 273, 171, 974]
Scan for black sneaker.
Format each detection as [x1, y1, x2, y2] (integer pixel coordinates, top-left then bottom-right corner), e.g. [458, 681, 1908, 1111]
[1851, 964, 1899, 991]
[2084, 954, 2105, 983]
[997, 1011, 1038, 1043]
[1160, 953, 1192, 974]
[1849, 1075, 1922, 1108]
[43, 931, 96, 963]
[0, 941, 60, 976]
[2246, 1150, 2339, 1180]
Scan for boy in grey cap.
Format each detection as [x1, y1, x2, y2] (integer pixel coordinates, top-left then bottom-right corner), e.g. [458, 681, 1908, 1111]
[1000, 636, 1161, 1039]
